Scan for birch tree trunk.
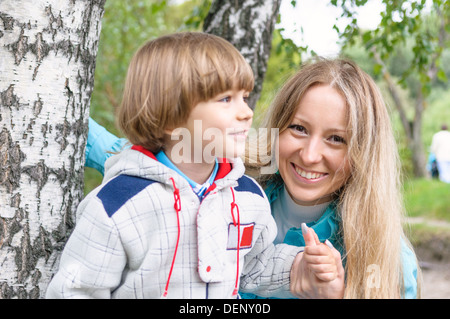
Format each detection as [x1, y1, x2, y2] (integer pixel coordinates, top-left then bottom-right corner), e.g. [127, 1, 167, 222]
[0, 0, 105, 298]
[203, 0, 282, 109]
[373, 51, 427, 177]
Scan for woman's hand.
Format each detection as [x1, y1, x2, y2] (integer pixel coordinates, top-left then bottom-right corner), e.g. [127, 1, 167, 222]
[290, 224, 345, 299]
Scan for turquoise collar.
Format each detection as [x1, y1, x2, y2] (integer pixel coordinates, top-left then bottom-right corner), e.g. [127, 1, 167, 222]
[265, 178, 344, 255]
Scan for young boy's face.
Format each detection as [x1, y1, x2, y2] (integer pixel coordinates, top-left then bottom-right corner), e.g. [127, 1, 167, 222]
[168, 89, 253, 163]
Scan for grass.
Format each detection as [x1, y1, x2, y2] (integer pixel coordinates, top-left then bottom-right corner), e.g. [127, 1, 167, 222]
[403, 178, 450, 222]
[402, 178, 450, 253]
[84, 167, 104, 195]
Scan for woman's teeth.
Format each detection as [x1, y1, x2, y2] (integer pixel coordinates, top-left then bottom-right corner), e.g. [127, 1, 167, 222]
[294, 165, 326, 180]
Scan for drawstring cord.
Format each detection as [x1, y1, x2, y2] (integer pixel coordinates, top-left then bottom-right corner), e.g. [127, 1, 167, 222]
[162, 179, 241, 298]
[230, 187, 240, 297]
[162, 177, 181, 298]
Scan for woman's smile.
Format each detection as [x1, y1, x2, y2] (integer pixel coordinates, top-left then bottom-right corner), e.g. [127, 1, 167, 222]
[291, 163, 328, 182]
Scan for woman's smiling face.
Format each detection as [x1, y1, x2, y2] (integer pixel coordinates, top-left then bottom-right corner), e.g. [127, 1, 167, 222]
[276, 84, 352, 206]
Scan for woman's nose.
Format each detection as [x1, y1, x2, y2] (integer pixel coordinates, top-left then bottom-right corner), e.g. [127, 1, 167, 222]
[299, 137, 323, 165]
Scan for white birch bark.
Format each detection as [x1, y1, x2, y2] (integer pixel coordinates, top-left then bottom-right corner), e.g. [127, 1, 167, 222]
[0, 0, 105, 298]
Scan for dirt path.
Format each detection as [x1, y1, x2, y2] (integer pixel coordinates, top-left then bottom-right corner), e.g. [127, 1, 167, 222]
[407, 217, 450, 230]
[420, 261, 450, 299]
[406, 217, 450, 298]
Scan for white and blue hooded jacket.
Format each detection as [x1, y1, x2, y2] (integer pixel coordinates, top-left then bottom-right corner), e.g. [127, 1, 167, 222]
[46, 145, 303, 299]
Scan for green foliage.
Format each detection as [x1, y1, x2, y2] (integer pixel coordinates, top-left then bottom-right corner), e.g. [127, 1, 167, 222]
[332, 0, 449, 96]
[422, 88, 450, 147]
[84, 167, 103, 195]
[403, 178, 450, 221]
[183, 0, 212, 29]
[254, 29, 306, 126]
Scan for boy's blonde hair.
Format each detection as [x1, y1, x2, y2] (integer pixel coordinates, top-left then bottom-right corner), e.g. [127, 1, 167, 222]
[117, 32, 254, 153]
[251, 58, 421, 298]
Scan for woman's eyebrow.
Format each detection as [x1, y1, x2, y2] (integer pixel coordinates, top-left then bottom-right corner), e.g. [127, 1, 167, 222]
[291, 117, 348, 133]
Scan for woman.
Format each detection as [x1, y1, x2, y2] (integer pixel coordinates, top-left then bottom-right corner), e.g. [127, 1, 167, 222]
[246, 58, 419, 298]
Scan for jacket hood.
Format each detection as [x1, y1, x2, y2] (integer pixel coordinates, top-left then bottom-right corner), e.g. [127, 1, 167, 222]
[103, 146, 246, 192]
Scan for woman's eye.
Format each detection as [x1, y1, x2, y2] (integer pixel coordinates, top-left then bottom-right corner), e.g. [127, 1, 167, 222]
[329, 135, 346, 144]
[288, 124, 307, 134]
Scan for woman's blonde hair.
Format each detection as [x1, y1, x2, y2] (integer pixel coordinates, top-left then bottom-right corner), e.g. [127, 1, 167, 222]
[117, 32, 254, 153]
[250, 58, 420, 298]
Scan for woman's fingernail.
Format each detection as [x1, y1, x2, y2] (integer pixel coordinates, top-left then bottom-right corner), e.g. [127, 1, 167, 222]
[325, 239, 334, 249]
[301, 223, 308, 236]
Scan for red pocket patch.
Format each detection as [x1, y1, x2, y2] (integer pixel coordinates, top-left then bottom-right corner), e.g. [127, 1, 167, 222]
[227, 223, 254, 250]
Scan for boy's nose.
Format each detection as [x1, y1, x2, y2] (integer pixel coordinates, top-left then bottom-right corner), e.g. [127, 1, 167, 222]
[237, 100, 253, 121]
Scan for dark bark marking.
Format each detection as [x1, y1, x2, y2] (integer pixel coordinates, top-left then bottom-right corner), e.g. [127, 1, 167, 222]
[0, 128, 26, 193]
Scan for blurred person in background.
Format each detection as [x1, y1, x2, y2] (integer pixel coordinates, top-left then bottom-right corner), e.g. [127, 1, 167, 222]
[430, 124, 450, 183]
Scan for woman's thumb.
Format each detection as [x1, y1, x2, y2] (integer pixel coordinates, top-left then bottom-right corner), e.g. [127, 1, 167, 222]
[301, 223, 319, 247]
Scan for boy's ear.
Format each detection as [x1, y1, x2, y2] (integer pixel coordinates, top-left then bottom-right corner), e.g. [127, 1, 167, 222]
[163, 126, 183, 139]
[163, 127, 174, 136]
[163, 123, 179, 136]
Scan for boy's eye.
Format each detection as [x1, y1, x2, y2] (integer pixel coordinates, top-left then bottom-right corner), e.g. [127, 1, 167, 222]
[243, 96, 249, 104]
[219, 96, 231, 103]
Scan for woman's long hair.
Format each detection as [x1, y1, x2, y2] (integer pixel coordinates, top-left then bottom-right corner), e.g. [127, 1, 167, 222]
[247, 58, 421, 298]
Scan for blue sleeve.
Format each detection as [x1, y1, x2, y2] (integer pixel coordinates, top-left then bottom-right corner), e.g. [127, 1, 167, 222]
[86, 117, 129, 175]
[401, 239, 418, 299]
